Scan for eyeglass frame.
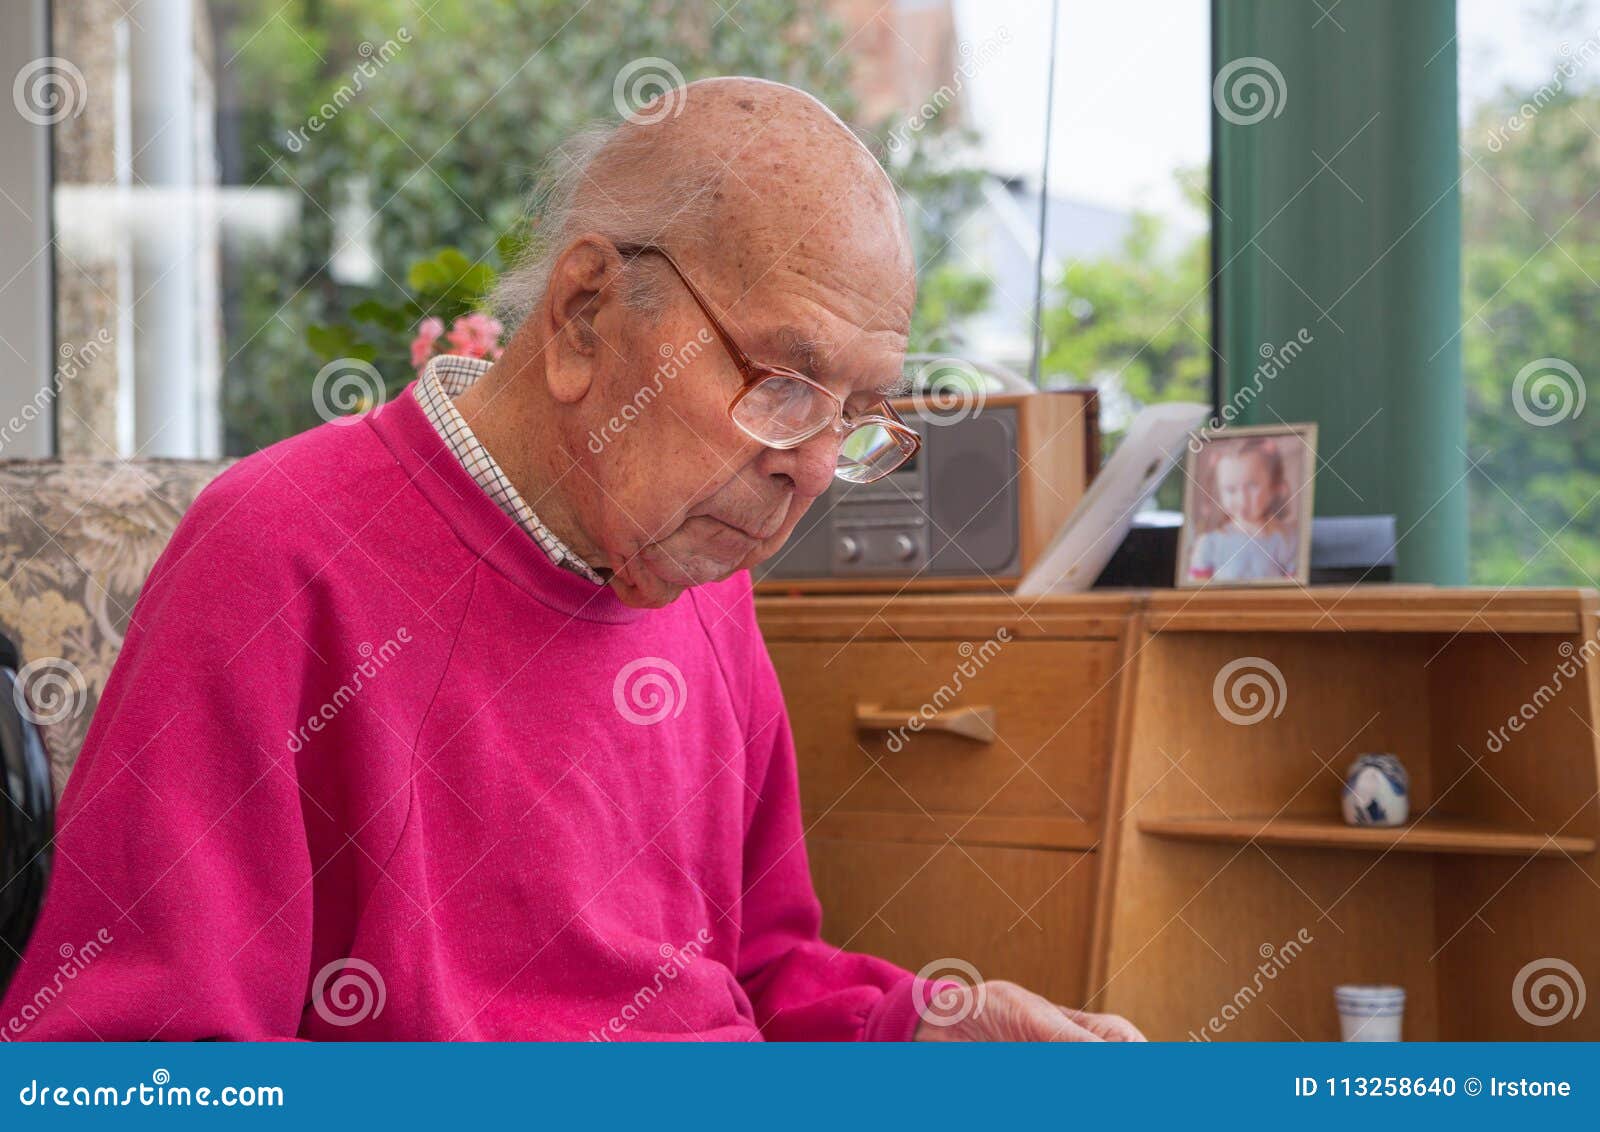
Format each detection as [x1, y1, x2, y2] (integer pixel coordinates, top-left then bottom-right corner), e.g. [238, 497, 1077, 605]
[610, 241, 922, 480]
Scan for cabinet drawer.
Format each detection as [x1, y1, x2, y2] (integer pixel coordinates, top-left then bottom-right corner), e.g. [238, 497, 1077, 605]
[807, 837, 1095, 1006]
[769, 639, 1117, 825]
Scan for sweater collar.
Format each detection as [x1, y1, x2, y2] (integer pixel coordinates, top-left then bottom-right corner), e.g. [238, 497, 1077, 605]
[366, 382, 647, 624]
[415, 354, 609, 586]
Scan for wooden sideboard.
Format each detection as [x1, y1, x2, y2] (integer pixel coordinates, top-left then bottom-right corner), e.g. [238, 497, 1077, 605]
[756, 586, 1600, 1040]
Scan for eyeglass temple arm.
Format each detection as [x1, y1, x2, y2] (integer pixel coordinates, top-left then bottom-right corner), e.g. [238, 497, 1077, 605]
[612, 242, 759, 380]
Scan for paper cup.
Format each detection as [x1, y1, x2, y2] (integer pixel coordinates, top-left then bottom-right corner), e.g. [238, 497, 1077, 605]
[1335, 984, 1405, 1041]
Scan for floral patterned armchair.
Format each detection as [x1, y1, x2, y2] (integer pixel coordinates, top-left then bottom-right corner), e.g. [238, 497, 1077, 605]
[0, 459, 230, 797]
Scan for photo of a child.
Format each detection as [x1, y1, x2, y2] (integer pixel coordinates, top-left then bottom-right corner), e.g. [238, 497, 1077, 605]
[1177, 424, 1316, 588]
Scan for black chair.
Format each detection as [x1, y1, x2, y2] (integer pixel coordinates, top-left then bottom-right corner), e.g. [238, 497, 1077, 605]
[0, 634, 54, 994]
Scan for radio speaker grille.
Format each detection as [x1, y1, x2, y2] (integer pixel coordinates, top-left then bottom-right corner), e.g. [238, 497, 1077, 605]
[926, 409, 1019, 574]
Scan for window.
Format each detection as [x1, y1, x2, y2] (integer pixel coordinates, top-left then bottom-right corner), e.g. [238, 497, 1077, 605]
[1036, 0, 1213, 440]
[40, 1, 1209, 460]
[1458, 0, 1600, 585]
[40, 0, 1202, 459]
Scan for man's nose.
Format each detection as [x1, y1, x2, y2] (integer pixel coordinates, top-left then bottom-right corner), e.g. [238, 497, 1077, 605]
[757, 430, 840, 500]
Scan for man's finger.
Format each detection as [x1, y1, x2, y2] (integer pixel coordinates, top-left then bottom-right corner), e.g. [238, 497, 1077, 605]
[1034, 1005, 1106, 1042]
[1059, 1006, 1147, 1042]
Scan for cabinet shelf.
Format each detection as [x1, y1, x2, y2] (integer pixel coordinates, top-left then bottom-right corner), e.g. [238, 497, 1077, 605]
[1137, 815, 1595, 858]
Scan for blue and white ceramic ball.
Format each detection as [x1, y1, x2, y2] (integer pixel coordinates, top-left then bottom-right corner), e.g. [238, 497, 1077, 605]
[1341, 754, 1409, 827]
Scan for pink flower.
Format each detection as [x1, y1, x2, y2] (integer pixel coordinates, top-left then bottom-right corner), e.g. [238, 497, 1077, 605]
[410, 317, 445, 372]
[445, 313, 505, 361]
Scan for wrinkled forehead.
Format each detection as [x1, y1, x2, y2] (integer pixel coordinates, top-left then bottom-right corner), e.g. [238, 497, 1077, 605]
[711, 199, 912, 370]
[726, 249, 913, 393]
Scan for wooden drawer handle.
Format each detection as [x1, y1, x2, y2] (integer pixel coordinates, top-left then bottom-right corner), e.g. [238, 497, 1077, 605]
[854, 703, 997, 744]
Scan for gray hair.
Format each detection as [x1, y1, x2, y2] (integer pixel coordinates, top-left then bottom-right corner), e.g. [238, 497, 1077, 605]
[490, 122, 721, 331]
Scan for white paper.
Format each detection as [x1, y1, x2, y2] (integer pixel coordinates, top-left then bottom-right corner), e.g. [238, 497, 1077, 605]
[1015, 401, 1211, 596]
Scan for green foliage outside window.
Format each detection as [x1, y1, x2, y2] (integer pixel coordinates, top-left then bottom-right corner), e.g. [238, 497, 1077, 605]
[212, 0, 992, 452]
[1459, 85, 1600, 584]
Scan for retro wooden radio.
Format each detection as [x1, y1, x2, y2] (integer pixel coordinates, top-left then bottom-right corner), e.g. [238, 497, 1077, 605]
[753, 387, 1099, 593]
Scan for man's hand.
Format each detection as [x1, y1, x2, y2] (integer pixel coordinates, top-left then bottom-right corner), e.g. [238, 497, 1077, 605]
[912, 979, 1146, 1042]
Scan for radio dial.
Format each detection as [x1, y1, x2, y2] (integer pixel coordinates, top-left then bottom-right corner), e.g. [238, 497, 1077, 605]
[892, 533, 917, 561]
[838, 535, 862, 562]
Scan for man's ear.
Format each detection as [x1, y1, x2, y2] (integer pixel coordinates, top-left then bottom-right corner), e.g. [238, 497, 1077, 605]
[541, 235, 625, 404]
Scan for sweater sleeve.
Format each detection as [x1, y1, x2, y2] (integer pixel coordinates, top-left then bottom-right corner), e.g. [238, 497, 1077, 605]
[731, 607, 928, 1042]
[0, 476, 317, 1041]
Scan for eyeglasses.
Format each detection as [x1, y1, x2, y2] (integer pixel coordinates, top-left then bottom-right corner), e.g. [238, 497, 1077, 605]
[612, 242, 921, 484]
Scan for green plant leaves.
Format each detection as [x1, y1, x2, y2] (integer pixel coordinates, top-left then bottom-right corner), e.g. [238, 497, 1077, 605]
[306, 322, 377, 364]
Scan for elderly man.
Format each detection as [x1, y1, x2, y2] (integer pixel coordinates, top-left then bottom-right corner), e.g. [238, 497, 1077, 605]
[2, 78, 1141, 1042]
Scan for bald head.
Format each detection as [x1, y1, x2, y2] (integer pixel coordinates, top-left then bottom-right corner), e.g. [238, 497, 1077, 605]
[493, 77, 914, 336]
[618, 78, 911, 295]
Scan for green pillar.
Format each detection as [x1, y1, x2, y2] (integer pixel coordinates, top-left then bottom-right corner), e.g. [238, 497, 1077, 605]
[1213, 0, 1466, 583]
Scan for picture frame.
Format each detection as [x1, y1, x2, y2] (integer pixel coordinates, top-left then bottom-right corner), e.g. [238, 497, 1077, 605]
[1176, 422, 1317, 589]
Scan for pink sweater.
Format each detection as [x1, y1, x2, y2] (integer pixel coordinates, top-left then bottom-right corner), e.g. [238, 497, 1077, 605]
[1, 385, 925, 1041]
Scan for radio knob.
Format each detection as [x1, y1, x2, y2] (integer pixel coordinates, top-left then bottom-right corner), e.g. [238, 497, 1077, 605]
[838, 535, 862, 562]
[892, 533, 917, 561]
